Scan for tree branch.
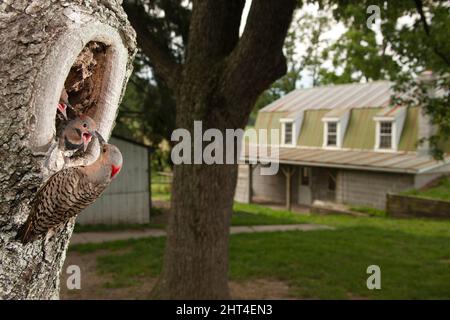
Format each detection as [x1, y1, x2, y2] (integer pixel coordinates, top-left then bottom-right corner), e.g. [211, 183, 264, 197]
[413, 0, 450, 67]
[186, 0, 245, 63]
[123, 1, 183, 90]
[222, 0, 297, 122]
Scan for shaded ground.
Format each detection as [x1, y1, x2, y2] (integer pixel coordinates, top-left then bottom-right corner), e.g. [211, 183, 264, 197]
[60, 251, 294, 300]
[63, 202, 450, 300]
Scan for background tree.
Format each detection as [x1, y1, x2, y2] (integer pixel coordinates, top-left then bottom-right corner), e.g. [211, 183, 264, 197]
[251, 10, 332, 122]
[124, 0, 297, 299]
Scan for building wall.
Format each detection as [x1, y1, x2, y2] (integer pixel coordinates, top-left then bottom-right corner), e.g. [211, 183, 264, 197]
[336, 169, 414, 210]
[311, 167, 336, 202]
[235, 163, 434, 210]
[77, 137, 150, 225]
[235, 164, 251, 203]
[251, 164, 286, 203]
[234, 164, 288, 204]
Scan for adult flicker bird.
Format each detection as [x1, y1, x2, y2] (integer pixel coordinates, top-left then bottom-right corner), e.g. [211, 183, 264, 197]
[16, 133, 123, 244]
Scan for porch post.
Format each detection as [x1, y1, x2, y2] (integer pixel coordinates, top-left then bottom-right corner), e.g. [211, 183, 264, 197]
[282, 166, 294, 211]
[248, 163, 253, 203]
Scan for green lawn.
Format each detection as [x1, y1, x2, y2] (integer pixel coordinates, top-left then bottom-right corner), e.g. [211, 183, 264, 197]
[231, 202, 305, 226]
[151, 172, 172, 201]
[151, 183, 171, 201]
[71, 203, 450, 299]
[75, 202, 305, 233]
[402, 177, 450, 202]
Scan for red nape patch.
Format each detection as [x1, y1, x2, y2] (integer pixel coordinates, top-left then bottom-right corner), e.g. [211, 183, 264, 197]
[111, 165, 121, 178]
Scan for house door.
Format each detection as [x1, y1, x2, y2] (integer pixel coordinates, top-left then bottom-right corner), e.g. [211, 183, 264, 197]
[298, 167, 312, 205]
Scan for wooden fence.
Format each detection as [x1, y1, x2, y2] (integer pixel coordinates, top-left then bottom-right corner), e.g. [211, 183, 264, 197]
[386, 193, 450, 219]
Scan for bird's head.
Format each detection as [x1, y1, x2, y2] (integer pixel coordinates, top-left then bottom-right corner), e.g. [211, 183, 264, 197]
[100, 143, 123, 179]
[69, 115, 96, 152]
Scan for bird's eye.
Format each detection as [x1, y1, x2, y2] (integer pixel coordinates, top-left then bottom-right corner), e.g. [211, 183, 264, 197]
[103, 147, 106, 153]
[83, 123, 88, 128]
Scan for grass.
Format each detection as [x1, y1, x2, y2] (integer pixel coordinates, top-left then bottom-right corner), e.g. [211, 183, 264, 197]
[151, 171, 172, 201]
[75, 202, 305, 232]
[70, 202, 450, 299]
[231, 202, 305, 226]
[402, 177, 450, 202]
[151, 183, 171, 201]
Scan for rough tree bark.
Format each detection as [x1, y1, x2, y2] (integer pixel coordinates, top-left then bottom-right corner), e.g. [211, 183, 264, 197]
[130, 0, 297, 299]
[0, 0, 135, 299]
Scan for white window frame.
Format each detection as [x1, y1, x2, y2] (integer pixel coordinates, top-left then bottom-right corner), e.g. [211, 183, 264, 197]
[321, 110, 350, 149]
[280, 119, 295, 147]
[374, 119, 397, 152]
[323, 121, 341, 149]
[373, 107, 407, 152]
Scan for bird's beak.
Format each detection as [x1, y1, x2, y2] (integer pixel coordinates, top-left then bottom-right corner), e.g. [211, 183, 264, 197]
[57, 103, 68, 120]
[82, 132, 92, 152]
[95, 131, 106, 145]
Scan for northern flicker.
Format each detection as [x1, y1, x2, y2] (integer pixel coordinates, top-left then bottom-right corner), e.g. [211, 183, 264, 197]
[58, 115, 96, 155]
[16, 133, 123, 244]
[57, 88, 78, 123]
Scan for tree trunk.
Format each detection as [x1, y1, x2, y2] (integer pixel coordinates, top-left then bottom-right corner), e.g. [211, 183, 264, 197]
[0, 1, 135, 299]
[150, 1, 297, 299]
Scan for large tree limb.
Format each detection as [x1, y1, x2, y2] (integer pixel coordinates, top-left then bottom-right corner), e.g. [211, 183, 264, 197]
[222, 0, 297, 125]
[124, 1, 182, 89]
[186, 0, 245, 64]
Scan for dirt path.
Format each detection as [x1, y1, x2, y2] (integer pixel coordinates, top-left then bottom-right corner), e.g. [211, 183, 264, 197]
[60, 251, 295, 300]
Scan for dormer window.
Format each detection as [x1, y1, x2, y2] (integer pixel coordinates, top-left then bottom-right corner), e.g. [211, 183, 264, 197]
[322, 108, 350, 149]
[280, 114, 303, 147]
[284, 122, 293, 144]
[326, 122, 337, 147]
[373, 106, 407, 151]
[281, 119, 295, 147]
[379, 121, 392, 149]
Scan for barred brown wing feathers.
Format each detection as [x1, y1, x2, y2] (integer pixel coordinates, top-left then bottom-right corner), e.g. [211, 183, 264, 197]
[17, 167, 84, 243]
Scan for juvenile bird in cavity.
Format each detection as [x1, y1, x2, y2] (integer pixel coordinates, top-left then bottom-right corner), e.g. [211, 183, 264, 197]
[55, 88, 96, 157]
[57, 88, 77, 122]
[17, 134, 123, 244]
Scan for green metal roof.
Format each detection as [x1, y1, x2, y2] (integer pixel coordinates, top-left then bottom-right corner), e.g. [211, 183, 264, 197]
[254, 111, 287, 144]
[297, 109, 328, 147]
[254, 107, 423, 151]
[398, 107, 419, 151]
[343, 108, 380, 149]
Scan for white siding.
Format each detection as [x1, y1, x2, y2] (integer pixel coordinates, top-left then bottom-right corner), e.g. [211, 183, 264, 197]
[77, 137, 150, 225]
